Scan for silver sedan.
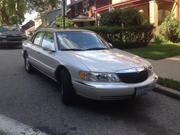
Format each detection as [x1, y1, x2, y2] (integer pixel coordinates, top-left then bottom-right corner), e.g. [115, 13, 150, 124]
[22, 28, 158, 104]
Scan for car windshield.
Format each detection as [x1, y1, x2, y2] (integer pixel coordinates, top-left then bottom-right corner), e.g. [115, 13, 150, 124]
[56, 31, 110, 51]
[0, 26, 20, 33]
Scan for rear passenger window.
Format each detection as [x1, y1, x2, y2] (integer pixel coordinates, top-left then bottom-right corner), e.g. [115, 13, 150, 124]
[33, 32, 44, 46]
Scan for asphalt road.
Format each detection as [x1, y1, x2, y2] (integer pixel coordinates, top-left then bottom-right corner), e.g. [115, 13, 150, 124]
[0, 49, 180, 135]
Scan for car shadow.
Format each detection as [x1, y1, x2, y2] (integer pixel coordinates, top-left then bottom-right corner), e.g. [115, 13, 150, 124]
[33, 68, 150, 114]
[28, 69, 167, 135]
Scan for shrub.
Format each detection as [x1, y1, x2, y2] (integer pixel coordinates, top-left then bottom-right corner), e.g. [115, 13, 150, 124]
[83, 25, 154, 49]
[100, 9, 123, 26]
[100, 8, 147, 27]
[154, 35, 168, 43]
[55, 16, 74, 28]
[159, 11, 180, 43]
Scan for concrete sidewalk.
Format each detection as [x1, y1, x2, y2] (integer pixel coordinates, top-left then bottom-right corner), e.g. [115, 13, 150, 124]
[148, 55, 180, 81]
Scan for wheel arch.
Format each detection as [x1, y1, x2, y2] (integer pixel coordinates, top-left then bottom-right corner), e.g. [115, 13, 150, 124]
[55, 65, 71, 82]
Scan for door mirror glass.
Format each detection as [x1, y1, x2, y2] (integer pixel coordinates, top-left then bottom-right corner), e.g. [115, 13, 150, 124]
[42, 43, 55, 51]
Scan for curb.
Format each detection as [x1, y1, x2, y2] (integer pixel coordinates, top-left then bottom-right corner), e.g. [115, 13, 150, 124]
[153, 84, 180, 100]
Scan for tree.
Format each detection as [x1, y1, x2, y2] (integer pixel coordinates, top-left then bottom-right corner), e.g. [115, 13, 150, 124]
[27, 0, 59, 12]
[159, 11, 180, 43]
[26, 0, 59, 26]
[55, 16, 74, 28]
[0, 0, 26, 25]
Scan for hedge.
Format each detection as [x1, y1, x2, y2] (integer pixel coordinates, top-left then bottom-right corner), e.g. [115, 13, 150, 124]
[83, 25, 154, 49]
[100, 8, 147, 27]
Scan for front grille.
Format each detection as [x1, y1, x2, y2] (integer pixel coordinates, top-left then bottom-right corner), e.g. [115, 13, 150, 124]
[7, 36, 22, 41]
[117, 69, 148, 83]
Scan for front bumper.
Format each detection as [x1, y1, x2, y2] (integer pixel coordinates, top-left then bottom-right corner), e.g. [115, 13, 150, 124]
[73, 73, 158, 100]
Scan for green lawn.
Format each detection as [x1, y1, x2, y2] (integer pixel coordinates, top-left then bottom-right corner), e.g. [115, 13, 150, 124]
[126, 43, 180, 60]
[158, 77, 180, 92]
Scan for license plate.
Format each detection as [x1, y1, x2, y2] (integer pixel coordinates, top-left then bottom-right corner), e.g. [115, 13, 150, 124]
[135, 85, 149, 96]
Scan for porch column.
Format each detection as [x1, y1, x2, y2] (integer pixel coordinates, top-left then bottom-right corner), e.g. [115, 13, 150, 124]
[175, 0, 180, 19]
[149, 0, 159, 34]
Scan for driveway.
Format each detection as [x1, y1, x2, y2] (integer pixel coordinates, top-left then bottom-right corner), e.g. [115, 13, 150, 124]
[0, 49, 180, 135]
[148, 56, 180, 81]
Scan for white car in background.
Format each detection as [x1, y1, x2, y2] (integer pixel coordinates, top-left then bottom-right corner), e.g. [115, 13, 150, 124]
[22, 28, 158, 104]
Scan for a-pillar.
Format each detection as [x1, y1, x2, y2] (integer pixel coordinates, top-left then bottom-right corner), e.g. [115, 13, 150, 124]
[149, 0, 159, 34]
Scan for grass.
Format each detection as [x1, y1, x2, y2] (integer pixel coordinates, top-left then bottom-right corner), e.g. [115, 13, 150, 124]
[126, 43, 180, 60]
[157, 77, 180, 92]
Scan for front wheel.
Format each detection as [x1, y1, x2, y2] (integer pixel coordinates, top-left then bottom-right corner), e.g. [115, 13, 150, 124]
[24, 55, 34, 73]
[60, 69, 76, 105]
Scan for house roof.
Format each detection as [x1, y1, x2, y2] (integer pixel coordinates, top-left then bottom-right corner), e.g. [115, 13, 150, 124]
[72, 15, 95, 22]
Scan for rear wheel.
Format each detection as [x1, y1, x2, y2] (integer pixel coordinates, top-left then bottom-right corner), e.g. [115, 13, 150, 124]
[24, 55, 34, 73]
[60, 69, 76, 105]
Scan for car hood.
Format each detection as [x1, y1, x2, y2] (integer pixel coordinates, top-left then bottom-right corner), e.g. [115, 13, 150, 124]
[64, 48, 151, 72]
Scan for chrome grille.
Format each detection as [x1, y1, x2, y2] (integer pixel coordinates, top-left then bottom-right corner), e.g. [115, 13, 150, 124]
[117, 69, 148, 83]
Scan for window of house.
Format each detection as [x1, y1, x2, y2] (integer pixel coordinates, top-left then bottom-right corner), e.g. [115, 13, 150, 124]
[75, 4, 78, 16]
[83, 0, 89, 14]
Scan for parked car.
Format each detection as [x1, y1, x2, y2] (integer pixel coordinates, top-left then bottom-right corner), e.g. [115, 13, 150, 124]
[0, 25, 26, 47]
[22, 28, 158, 104]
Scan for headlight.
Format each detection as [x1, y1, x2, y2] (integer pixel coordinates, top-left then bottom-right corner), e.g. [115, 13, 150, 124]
[0, 33, 6, 38]
[79, 71, 120, 82]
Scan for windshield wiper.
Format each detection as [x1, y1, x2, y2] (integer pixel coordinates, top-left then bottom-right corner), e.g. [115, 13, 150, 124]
[85, 48, 108, 51]
[61, 49, 83, 51]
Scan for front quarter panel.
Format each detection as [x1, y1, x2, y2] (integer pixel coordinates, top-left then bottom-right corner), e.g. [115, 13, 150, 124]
[55, 51, 90, 82]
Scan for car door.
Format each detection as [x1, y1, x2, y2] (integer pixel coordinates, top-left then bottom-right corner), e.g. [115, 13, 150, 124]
[28, 31, 45, 69]
[38, 32, 59, 79]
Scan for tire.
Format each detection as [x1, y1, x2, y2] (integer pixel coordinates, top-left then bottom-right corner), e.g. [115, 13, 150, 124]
[24, 55, 34, 73]
[60, 69, 76, 105]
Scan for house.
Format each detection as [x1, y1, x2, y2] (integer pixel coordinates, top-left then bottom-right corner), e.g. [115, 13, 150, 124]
[67, 0, 83, 18]
[41, 8, 62, 26]
[95, 0, 180, 32]
[67, 0, 96, 26]
[21, 14, 42, 37]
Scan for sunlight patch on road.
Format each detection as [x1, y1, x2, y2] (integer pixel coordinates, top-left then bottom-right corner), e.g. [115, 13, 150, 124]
[166, 57, 180, 61]
[0, 114, 48, 135]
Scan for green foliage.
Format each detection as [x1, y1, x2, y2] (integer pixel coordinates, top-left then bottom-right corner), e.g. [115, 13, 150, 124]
[100, 8, 147, 27]
[83, 25, 154, 49]
[0, 0, 26, 25]
[55, 16, 74, 28]
[159, 11, 180, 43]
[127, 43, 180, 60]
[27, 0, 58, 12]
[158, 77, 180, 91]
[154, 35, 169, 43]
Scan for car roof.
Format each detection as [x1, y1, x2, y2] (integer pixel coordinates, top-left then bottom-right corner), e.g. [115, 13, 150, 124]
[37, 27, 94, 33]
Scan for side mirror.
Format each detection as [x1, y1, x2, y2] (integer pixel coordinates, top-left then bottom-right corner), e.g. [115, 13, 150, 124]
[42, 43, 56, 52]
